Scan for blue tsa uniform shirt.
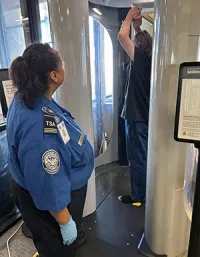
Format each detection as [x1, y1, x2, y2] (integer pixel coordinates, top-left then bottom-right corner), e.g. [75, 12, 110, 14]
[7, 95, 94, 213]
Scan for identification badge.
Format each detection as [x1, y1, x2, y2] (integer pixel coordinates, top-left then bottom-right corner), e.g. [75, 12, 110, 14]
[57, 121, 70, 144]
[78, 134, 84, 146]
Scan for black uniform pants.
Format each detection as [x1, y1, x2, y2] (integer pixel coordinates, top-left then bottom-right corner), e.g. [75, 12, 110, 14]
[11, 179, 87, 257]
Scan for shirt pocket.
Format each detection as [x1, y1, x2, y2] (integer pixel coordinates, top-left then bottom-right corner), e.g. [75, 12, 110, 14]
[68, 132, 92, 168]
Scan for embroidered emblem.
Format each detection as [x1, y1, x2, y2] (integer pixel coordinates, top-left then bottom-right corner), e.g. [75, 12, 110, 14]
[42, 150, 60, 174]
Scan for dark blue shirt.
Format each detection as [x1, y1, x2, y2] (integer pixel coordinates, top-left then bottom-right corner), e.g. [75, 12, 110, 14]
[121, 47, 152, 121]
[7, 95, 94, 212]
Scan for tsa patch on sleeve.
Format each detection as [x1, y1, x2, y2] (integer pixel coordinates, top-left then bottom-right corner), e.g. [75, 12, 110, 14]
[42, 150, 60, 174]
[44, 115, 57, 134]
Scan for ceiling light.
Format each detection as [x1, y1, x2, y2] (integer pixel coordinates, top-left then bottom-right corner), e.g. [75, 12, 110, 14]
[93, 8, 102, 16]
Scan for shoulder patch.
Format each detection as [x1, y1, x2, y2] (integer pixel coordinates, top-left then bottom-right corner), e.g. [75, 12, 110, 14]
[44, 114, 57, 134]
[42, 150, 60, 174]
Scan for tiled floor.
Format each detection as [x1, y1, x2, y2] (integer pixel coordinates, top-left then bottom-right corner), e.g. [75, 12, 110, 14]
[0, 164, 145, 257]
[0, 221, 36, 257]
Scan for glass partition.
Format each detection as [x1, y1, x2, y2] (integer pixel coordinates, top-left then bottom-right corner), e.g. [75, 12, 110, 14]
[89, 16, 114, 157]
[39, 0, 51, 44]
[0, 0, 31, 67]
[141, 17, 153, 35]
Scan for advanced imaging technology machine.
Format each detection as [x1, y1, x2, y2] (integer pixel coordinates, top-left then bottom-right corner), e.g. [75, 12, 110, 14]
[0, 0, 200, 256]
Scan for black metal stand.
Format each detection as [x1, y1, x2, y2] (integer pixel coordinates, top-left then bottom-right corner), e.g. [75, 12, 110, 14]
[0, 211, 21, 235]
[188, 147, 200, 257]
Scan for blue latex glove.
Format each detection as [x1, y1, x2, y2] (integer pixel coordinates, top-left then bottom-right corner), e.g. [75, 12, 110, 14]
[59, 216, 77, 246]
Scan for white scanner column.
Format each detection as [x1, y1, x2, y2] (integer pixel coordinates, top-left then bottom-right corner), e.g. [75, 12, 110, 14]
[145, 0, 200, 256]
[48, 0, 96, 216]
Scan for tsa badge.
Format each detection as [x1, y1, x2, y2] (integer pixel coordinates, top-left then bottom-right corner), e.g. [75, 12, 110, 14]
[42, 107, 54, 116]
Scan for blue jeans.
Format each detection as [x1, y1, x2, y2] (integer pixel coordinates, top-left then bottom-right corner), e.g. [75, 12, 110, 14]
[125, 120, 148, 201]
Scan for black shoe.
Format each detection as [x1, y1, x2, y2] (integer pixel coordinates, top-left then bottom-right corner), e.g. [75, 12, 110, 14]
[118, 195, 143, 207]
[76, 231, 87, 248]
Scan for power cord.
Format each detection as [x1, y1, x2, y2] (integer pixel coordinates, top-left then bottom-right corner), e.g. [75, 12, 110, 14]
[7, 221, 24, 257]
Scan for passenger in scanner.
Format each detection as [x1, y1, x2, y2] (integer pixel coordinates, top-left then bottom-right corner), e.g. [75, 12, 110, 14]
[118, 7, 152, 206]
[7, 43, 94, 257]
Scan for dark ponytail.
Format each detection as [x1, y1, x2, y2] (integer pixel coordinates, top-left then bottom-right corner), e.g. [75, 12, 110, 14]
[10, 43, 59, 108]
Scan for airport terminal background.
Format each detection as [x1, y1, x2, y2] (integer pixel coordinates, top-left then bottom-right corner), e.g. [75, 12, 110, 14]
[0, 0, 200, 256]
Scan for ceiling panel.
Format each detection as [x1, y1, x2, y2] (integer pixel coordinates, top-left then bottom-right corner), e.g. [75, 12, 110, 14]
[89, 0, 154, 8]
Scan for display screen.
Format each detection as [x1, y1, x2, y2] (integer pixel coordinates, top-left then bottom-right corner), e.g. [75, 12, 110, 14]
[175, 62, 200, 143]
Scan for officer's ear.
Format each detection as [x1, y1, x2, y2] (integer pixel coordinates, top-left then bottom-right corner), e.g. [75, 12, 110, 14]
[49, 71, 58, 83]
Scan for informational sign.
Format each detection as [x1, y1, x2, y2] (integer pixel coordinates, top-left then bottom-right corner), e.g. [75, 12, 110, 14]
[2, 80, 16, 108]
[175, 62, 200, 143]
[0, 69, 11, 118]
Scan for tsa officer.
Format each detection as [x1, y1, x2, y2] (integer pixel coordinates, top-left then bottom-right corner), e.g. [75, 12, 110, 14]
[7, 43, 94, 257]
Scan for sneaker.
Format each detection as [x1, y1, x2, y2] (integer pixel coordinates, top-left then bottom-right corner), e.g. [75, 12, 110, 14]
[118, 195, 142, 207]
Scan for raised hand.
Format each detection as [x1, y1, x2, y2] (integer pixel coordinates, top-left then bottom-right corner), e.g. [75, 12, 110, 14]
[127, 6, 142, 21]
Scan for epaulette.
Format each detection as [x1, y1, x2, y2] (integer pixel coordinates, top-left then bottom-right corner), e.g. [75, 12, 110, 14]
[42, 107, 57, 134]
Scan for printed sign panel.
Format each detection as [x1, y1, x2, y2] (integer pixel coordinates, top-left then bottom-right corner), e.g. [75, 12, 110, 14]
[175, 63, 200, 143]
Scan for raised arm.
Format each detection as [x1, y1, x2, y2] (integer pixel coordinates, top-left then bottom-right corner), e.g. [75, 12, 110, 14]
[118, 7, 142, 61]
